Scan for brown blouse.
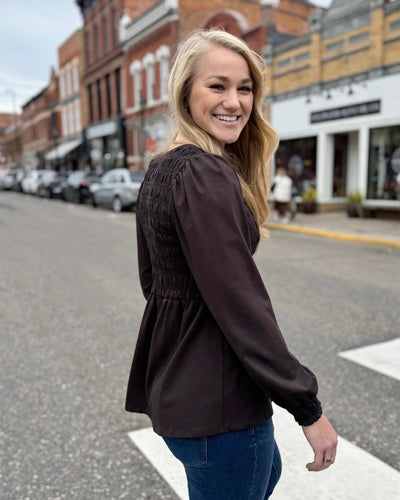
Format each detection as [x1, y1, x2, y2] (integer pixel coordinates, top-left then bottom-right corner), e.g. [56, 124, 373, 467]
[125, 144, 322, 438]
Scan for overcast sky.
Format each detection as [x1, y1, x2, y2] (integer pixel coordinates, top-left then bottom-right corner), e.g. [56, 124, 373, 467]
[0, 0, 332, 114]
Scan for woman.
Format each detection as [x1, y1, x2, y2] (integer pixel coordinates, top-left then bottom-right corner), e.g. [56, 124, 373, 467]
[126, 30, 337, 499]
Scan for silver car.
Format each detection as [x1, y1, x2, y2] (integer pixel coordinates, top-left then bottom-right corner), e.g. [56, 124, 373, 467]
[91, 168, 146, 212]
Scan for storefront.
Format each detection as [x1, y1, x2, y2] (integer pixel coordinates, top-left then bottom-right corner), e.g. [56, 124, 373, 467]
[271, 72, 400, 211]
[85, 117, 126, 174]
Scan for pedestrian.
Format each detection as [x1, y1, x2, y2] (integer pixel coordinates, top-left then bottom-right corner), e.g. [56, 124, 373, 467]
[271, 167, 294, 223]
[126, 29, 337, 500]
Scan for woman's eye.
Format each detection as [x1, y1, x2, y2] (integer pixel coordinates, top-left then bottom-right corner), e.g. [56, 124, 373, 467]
[239, 86, 252, 93]
[210, 84, 224, 90]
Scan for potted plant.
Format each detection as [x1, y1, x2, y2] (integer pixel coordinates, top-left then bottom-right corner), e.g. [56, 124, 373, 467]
[346, 190, 363, 217]
[301, 187, 317, 213]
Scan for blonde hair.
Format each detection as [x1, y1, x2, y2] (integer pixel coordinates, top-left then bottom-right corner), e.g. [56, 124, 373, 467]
[168, 29, 279, 236]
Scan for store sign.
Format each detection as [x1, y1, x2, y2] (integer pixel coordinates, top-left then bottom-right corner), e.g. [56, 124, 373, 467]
[86, 120, 118, 139]
[310, 100, 381, 124]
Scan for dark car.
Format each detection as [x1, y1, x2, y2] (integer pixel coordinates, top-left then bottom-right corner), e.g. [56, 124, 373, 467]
[61, 171, 101, 204]
[37, 170, 66, 198]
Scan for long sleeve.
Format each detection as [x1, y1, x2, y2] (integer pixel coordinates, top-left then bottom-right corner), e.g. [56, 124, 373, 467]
[136, 199, 153, 300]
[172, 153, 322, 426]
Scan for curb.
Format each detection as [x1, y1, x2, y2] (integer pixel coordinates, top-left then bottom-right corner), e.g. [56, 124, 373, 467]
[265, 222, 400, 249]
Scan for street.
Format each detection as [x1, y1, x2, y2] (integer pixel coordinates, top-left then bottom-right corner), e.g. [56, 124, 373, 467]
[1, 191, 399, 499]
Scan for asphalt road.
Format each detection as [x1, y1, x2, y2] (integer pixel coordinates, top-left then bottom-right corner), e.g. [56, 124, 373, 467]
[0, 191, 399, 499]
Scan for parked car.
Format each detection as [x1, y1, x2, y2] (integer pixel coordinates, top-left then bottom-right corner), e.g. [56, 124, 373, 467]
[11, 169, 26, 192]
[61, 171, 101, 204]
[91, 169, 145, 212]
[2, 169, 20, 190]
[37, 170, 66, 198]
[21, 170, 47, 194]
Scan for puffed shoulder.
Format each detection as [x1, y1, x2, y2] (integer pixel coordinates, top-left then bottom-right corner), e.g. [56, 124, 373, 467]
[172, 149, 245, 217]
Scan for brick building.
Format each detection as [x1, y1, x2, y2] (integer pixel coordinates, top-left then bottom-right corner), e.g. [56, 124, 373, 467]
[264, 0, 400, 213]
[21, 68, 60, 170]
[119, 0, 315, 169]
[75, 0, 140, 173]
[45, 29, 87, 172]
[0, 113, 19, 167]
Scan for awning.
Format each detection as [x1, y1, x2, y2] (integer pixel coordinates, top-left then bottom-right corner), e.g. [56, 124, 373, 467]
[45, 138, 82, 161]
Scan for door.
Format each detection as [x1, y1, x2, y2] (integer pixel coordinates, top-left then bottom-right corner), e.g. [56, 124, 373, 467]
[332, 134, 348, 197]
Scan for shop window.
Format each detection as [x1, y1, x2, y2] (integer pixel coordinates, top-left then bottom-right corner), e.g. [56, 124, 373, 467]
[275, 137, 317, 197]
[368, 126, 400, 200]
[333, 134, 348, 197]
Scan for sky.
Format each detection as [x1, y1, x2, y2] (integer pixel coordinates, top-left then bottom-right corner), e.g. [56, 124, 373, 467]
[0, 0, 332, 115]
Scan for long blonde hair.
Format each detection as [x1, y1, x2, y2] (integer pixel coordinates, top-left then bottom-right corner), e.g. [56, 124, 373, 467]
[168, 29, 279, 235]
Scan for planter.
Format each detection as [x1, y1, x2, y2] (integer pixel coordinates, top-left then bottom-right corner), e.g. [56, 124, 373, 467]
[346, 203, 360, 218]
[302, 202, 317, 214]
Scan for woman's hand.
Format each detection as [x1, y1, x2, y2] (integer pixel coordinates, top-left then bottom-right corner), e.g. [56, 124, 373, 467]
[302, 414, 338, 471]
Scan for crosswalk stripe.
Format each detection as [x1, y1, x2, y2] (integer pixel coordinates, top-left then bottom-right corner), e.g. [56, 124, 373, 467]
[339, 337, 400, 381]
[128, 404, 400, 499]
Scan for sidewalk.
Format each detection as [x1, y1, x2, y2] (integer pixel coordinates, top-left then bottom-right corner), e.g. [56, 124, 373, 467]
[265, 210, 400, 249]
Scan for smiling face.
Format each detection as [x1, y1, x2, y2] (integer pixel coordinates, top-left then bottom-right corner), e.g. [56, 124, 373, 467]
[187, 45, 254, 147]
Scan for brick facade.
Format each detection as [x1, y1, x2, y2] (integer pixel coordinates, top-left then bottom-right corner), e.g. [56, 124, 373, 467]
[120, 0, 315, 169]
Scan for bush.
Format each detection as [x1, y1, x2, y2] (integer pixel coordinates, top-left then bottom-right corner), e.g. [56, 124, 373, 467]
[302, 187, 317, 203]
[347, 190, 362, 203]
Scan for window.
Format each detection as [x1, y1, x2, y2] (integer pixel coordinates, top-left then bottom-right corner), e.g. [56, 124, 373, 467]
[106, 73, 112, 117]
[113, 7, 119, 47]
[88, 83, 94, 123]
[349, 31, 369, 44]
[62, 107, 68, 136]
[73, 60, 79, 93]
[97, 79, 102, 121]
[59, 69, 66, 99]
[75, 100, 81, 132]
[68, 103, 75, 134]
[390, 20, 400, 32]
[295, 52, 310, 63]
[143, 53, 155, 104]
[277, 57, 291, 68]
[66, 64, 72, 96]
[115, 68, 121, 115]
[156, 46, 170, 101]
[130, 60, 142, 108]
[325, 40, 344, 52]
[103, 16, 109, 53]
[86, 31, 92, 64]
[94, 23, 99, 59]
[368, 126, 400, 200]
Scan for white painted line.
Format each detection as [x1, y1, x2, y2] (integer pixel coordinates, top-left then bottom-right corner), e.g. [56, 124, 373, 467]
[128, 405, 400, 499]
[339, 337, 400, 381]
[128, 428, 189, 500]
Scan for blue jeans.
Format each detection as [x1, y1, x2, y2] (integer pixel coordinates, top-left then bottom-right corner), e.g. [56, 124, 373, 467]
[163, 419, 281, 499]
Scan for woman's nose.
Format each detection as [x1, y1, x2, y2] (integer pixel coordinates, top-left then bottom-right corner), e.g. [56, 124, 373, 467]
[223, 90, 240, 109]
